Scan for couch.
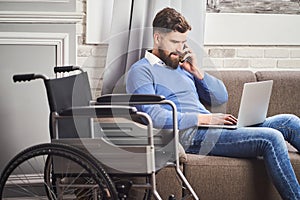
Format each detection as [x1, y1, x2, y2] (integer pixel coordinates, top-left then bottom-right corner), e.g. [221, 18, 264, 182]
[154, 70, 300, 200]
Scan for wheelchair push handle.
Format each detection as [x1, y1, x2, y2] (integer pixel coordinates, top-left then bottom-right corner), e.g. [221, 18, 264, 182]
[13, 74, 47, 82]
[54, 66, 83, 73]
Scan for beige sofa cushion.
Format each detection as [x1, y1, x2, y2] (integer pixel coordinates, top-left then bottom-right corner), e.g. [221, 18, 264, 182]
[255, 71, 300, 117]
[184, 145, 300, 200]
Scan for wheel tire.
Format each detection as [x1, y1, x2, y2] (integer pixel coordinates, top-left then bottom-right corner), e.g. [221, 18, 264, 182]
[0, 143, 118, 200]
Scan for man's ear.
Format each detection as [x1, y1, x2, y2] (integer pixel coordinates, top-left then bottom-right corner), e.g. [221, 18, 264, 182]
[154, 32, 160, 44]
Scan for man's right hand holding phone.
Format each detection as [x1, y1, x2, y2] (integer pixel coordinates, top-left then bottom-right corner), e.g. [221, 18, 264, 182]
[179, 44, 205, 80]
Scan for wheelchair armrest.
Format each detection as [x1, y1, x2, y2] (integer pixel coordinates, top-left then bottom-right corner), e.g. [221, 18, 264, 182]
[96, 94, 165, 105]
[59, 105, 137, 117]
[54, 66, 83, 73]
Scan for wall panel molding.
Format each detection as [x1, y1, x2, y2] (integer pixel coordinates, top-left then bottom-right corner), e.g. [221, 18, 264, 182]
[0, 0, 69, 2]
[0, 32, 69, 65]
[0, 11, 83, 23]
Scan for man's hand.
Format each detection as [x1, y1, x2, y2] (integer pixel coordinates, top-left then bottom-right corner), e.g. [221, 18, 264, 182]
[179, 46, 204, 80]
[198, 113, 238, 125]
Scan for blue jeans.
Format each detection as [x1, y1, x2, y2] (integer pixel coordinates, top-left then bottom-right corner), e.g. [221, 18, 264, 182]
[179, 114, 300, 200]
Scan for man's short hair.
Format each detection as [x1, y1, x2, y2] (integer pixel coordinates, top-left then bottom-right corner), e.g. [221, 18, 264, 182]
[152, 7, 192, 34]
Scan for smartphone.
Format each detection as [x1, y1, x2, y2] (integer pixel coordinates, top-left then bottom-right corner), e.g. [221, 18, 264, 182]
[179, 44, 192, 63]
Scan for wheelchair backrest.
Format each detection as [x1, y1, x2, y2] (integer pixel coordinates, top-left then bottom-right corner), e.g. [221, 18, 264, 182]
[44, 72, 93, 139]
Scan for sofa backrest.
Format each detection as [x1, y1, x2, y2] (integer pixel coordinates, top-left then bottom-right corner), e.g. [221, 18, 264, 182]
[255, 71, 300, 117]
[206, 70, 257, 117]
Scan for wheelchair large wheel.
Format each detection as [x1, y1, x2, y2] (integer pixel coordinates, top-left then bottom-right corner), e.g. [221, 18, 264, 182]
[0, 143, 118, 200]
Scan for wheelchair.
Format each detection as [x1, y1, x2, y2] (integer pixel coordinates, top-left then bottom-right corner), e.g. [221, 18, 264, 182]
[0, 66, 199, 200]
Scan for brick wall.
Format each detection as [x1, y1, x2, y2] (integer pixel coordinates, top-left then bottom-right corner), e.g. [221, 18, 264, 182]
[76, 1, 300, 97]
[203, 46, 300, 70]
[76, 0, 104, 98]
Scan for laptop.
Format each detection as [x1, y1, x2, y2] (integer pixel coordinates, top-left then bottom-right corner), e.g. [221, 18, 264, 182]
[198, 80, 273, 129]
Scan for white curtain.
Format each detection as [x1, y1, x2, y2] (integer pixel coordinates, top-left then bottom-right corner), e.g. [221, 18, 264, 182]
[101, 0, 207, 95]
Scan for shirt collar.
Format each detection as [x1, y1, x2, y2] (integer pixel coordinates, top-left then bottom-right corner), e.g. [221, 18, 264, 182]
[145, 50, 166, 67]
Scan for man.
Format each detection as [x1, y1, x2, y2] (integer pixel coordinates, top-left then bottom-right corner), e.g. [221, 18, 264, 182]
[126, 7, 300, 199]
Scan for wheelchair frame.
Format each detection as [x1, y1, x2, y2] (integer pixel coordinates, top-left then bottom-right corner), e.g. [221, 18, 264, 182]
[0, 66, 199, 200]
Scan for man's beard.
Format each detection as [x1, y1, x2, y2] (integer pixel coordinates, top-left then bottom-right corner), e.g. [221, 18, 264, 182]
[158, 49, 180, 69]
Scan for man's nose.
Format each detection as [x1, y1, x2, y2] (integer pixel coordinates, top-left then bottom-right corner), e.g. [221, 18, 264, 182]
[176, 44, 184, 53]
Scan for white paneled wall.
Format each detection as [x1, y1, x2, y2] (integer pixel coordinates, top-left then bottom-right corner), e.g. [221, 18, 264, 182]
[0, 0, 82, 172]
